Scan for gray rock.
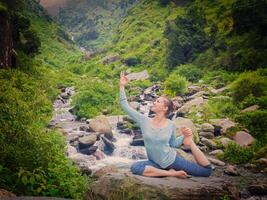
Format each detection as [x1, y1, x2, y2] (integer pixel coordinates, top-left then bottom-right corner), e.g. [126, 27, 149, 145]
[201, 137, 217, 149]
[209, 118, 236, 134]
[78, 134, 97, 149]
[199, 131, 214, 139]
[101, 136, 115, 150]
[224, 165, 239, 176]
[87, 169, 239, 200]
[89, 115, 112, 134]
[207, 157, 226, 166]
[178, 97, 204, 114]
[219, 137, 234, 148]
[131, 138, 144, 146]
[126, 70, 149, 81]
[241, 105, 259, 113]
[209, 149, 224, 156]
[201, 123, 215, 133]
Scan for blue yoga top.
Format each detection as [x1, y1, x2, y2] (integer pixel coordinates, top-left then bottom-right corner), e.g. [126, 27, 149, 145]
[120, 87, 184, 168]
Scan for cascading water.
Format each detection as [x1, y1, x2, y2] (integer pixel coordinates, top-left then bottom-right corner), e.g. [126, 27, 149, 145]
[49, 87, 152, 173]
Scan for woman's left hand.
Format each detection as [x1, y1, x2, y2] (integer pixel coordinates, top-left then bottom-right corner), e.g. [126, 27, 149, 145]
[181, 127, 192, 137]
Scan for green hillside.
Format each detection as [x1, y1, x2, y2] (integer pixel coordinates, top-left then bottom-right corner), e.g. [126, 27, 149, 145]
[0, 0, 88, 198]
[55, 0, 138, 51]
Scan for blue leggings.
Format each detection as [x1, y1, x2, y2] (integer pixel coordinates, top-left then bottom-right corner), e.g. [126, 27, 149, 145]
[130, 154, 212, 177]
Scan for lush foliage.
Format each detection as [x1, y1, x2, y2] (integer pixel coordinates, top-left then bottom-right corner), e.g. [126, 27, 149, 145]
[163, 74, 188, 97]
[230, 71, 267, 102]
[172, 64, 203, 83]
[72, 78, 120, 118]
[219, 142, 254, 164]
[236, 110, 267, 142]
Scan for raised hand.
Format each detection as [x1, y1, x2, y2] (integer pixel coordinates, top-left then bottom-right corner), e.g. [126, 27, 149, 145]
[119, 71, 129, 87]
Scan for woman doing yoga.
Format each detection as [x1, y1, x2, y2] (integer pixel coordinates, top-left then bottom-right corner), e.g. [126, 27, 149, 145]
[119, 71, 212, 178]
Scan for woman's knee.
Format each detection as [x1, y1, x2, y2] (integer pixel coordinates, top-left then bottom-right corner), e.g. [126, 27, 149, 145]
[130, 162, 146, 175]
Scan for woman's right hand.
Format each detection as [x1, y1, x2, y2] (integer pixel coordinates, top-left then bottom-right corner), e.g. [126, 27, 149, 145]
[120, 71, 129, 87]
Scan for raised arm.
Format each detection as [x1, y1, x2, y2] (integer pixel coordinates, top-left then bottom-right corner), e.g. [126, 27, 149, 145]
[169, 124, 184, 148]
[119, 71, 146, 124]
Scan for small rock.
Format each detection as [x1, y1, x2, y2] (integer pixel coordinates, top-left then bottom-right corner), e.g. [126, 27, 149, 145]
[219, 137, 234, 148]
[199, 131, 215, 139]
[209, 149, 224, 156]
[80, 125, 90, 132]
[201, 123, 215, 133]
[178, 97, 204, 114]
[207, 157, 226, 166]
[89, 115, 112, 134]
[201, 137, 217, 149]
[126, 70, 149, 81]
[79, 146, 98, 155]
[101, 136, 115, 151]
[241, 105, 260, 113]
[94, 166, 118, 178]
[131, 138, 144, 146]
[224, 165, 239, 176]
[233, 131, 255, 147]
[79, 134, 97, 149]
[210, 118, 236, 134]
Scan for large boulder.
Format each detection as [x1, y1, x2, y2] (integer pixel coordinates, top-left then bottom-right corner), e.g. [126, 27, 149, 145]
[173, 117, 200, 144]
[89, 115, 112, 134]
[233, 131, 255, 147]
[86, 169, 239, 200]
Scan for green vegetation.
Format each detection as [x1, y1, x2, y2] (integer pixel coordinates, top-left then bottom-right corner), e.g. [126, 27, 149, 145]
[163, 74, 188, 97]
[230, 71, 267, 102]
[218, 142, 254, 164]
[171, 64, 203, 83]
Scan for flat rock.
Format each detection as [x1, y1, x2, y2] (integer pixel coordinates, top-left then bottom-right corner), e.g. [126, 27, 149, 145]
[87, 169, 239, 200]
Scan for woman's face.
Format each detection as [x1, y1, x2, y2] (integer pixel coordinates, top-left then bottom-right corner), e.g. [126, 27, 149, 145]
[150, 96, 168, 114]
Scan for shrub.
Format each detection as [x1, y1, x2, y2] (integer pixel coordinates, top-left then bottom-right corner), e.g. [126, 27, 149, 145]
[0, 69, 88, 198]
[173, 64, 203, 83]
[230, 71, 267, 102]
[72, 78, 117, 118]
[202, 70, 237, 88]
[202, 97, 239, 121]
[163, 74, 188, 97]
[219, 142, 254, 164]
[235, 110, 267, 142]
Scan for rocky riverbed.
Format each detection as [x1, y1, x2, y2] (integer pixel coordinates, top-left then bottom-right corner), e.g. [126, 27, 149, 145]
[46, 79, 266, 200]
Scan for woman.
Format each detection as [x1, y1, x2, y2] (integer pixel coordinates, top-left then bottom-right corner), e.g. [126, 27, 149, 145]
[119, 71, 212, 178]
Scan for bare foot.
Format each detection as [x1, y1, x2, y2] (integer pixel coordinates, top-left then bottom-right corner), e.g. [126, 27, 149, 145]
[168, 169, 188, 178]
[183, 134, 193, 147]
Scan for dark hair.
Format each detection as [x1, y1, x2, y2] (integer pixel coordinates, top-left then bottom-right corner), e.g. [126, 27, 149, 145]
[162, 95, 174, 118]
